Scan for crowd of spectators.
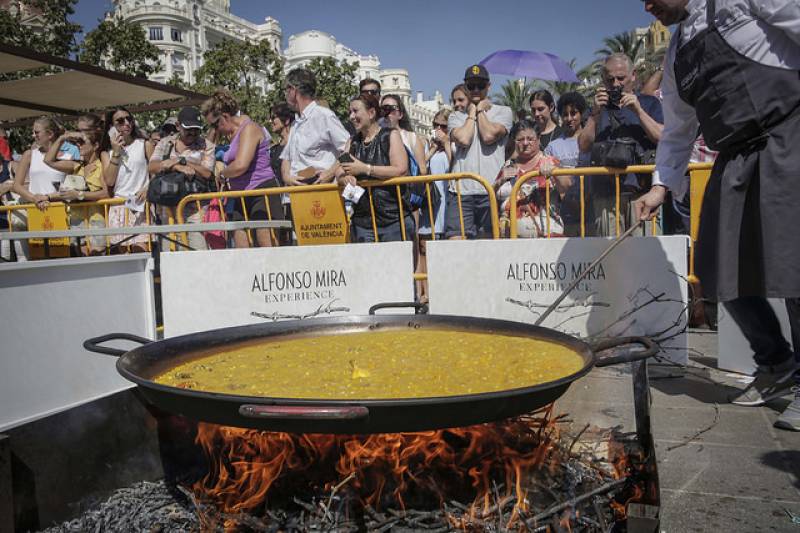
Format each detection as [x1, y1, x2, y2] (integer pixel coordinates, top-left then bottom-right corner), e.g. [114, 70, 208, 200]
[0, 52, 695, 261]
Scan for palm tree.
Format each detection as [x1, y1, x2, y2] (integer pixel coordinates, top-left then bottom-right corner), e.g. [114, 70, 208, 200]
[538, 59, 598, 99]
[492, 78, 535, 121]
[595, 32, 646, 65]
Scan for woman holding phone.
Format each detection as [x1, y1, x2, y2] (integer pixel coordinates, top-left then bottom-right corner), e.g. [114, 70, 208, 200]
[101, 107, 153, 252]
[336, 94, 411, 243]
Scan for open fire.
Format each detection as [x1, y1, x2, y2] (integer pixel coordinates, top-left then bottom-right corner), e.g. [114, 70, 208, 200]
[185, 405, 649, 532]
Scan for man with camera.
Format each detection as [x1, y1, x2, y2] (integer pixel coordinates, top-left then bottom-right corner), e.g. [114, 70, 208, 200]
[446, 64, 513, 239]
[579, 54, 663, 236]
[635, 0, 800, 430]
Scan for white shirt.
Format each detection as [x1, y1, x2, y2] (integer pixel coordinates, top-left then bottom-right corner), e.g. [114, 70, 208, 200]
[654, 0, 800, 194]
[28, 149, 65, 195]
[113, 138, 149, 209]
[280, 101, 350, 175]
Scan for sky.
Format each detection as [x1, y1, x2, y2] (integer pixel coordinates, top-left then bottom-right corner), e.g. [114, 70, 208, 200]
[71, 0, 656, 98]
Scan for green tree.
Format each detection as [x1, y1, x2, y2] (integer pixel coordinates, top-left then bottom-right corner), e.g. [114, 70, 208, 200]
[194, 38, 284, 124]
[304, 57, 358, 123]
[0, 0, 81, 57]
[492, 79, 534, 121]
[595, 32, 645, 65]
[79, 16, 162, 78]
[537, 59, 597, 100]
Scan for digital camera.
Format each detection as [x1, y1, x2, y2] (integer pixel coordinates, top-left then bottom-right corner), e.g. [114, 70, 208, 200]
[607, 87, 623, 109]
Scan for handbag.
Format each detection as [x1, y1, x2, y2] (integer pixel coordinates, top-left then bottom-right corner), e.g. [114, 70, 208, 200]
[203, 197, 227, 249]
[61, 174, 87, 192]
[590, 111, 638, 168]
[147, 142, 212, 206]
[147, 170, 189, 206]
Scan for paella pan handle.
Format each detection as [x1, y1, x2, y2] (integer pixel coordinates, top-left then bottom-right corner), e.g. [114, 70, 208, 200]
[368, 302, 429, 315]
[83, 333, 153, 357]
[590, 336, 659, 368]
[239, 405, 369, 421]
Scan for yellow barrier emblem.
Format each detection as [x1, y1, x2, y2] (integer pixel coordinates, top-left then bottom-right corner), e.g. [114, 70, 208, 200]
[27, 204, 70, 259]
[291, 190, 349, 245]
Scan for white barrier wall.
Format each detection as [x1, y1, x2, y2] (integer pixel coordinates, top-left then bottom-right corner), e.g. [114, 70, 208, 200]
[427, 237, 689, 364]
[160, 242, 415, 337]
[0, 255, 156, 431]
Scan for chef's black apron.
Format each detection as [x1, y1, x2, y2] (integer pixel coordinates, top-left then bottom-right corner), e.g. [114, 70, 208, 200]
[674, 0, 800, 301]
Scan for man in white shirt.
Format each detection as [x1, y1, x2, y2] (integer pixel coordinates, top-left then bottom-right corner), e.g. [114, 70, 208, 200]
[280, 68, 350, 186]
[635, 0, 800, 430]
[446, 64, 513, 239]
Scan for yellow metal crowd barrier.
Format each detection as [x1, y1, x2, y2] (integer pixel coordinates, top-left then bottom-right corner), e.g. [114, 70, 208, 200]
[0, 197, 157, 255]
[508, 163, 713, 236]
[177, 172, 500, 245]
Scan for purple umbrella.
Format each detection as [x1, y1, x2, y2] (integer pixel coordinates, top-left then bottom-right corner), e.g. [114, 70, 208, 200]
[479, 50, 579, 83]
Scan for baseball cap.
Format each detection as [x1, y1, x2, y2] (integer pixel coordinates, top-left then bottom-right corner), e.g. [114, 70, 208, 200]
[464, 64, 490, 82]
[177, 107, 202, 129]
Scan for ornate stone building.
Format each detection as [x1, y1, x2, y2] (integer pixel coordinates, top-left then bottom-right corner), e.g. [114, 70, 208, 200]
[109, 0, 446, 133]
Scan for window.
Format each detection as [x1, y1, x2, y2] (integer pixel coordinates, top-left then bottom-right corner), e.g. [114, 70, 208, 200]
[171, 28, 182, 42]
[149, 27, 163, 41]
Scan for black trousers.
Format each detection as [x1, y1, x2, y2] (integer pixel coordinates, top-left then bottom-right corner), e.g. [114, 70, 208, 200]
[723, 297, 800, 381]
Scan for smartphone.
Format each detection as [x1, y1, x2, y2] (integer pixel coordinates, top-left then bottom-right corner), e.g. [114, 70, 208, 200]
[108, 126, 119, 139]
[338, 153, 354, 164]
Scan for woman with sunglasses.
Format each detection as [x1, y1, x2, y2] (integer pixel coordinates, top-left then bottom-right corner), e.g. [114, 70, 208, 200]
[101, 107, 154, 253]
[44, 129, 109, 254]
[148, 106, 216, 251]
[336, 94, 411, 243]
[201, 89, 281, 249]
[380, 95, 427, 175]
[416, 110, 452, 301]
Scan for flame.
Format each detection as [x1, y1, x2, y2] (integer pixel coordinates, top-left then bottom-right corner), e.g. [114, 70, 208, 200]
[192, 406, 561, 522]
[189, 407, 647, 530]
[608, 437, 646, 519]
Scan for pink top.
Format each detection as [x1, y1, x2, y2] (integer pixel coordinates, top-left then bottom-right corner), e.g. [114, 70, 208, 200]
[223, 118, 275, 190]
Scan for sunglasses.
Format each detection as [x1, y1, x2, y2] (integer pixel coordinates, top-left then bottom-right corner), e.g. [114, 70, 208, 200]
[466, 82, 487, 92]
[71, 137, 86, 146]
[114, 116, 133, 125]
[361, 89, 379, 96]
[433, 122, 448, 130]
[381, 104, 400, 113]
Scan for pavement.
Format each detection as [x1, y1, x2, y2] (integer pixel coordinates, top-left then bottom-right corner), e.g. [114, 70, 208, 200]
[652, 330, 800, 532]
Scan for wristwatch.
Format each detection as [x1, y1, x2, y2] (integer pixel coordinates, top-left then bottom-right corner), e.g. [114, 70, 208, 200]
[178, 156, 187, 166]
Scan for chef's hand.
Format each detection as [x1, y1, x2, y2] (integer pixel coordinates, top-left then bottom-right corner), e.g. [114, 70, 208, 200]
[634, 185, 667, 221]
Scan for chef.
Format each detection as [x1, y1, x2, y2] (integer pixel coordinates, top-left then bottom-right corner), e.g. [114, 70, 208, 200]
[635, 0, 800, 430]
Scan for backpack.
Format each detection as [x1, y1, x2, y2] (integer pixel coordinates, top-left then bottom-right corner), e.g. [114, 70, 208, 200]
[403, 142, 441, 211]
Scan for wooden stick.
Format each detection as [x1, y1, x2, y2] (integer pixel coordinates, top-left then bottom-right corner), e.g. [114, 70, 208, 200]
[534, 219, 644, 326]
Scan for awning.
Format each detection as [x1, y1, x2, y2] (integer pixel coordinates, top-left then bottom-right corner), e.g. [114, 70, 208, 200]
[0, 44, 209, 126]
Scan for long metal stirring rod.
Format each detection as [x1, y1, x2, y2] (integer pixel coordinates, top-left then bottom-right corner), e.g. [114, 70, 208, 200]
[533, 219, 645, 326]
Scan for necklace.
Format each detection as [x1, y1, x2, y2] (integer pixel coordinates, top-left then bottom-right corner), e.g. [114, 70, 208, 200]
[362, 124, 380, 145]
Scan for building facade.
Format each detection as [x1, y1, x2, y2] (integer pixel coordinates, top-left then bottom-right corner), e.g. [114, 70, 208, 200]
[110, 0, 445, 134]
